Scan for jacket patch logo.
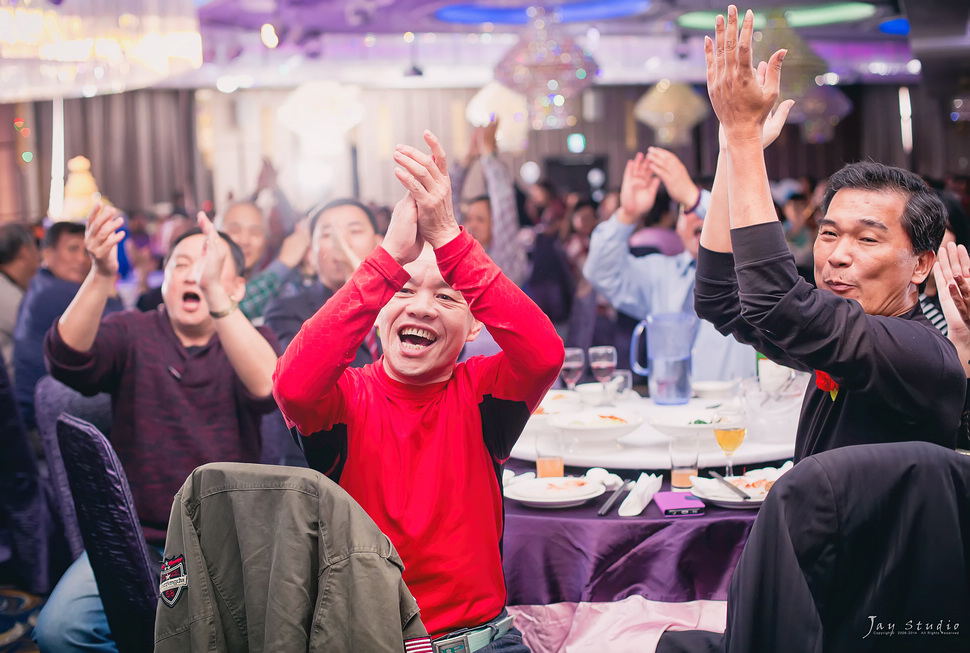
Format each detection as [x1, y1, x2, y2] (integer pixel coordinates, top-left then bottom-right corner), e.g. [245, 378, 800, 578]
[159, 554, 188, 607]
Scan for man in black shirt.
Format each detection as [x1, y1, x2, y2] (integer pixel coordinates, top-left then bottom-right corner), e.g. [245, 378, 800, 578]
[694, 6, 965, 460]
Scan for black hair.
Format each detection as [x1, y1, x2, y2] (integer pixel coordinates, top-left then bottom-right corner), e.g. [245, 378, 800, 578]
[164, 227, 246, 277]
[939, 190, 970, 250]
[467, 194, 491, 207]
[308, 199, 378, 236]
[821, 161, 947, 256]
[0, 223, 36, 265]
[42, 221, 85, 250]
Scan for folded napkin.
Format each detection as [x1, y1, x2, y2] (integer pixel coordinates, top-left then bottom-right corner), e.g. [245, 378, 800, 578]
[617, 472, 663, 517]
[503, 470, 536, 487]
[584, 467, 624, 490]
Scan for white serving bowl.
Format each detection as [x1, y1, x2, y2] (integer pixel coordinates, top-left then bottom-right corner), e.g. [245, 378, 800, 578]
[550, 409, 644, 443]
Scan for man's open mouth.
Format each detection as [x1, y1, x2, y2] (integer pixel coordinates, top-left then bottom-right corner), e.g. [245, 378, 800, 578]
[183, 291, 201, 309]
[399, 326, 437, 351]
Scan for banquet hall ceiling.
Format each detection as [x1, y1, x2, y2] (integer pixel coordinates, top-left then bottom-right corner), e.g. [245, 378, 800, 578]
[184, 0, 969, 96]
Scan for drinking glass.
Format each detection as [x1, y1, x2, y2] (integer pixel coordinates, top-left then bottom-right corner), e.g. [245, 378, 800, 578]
[535, 430, 565, 478]
[560, 348, 585, 391]
[713, 406, 747, 477]
[588, 346, 617, 400]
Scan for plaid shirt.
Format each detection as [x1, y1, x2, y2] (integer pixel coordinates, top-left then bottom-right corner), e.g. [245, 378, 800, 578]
[240, 260, 291, 320]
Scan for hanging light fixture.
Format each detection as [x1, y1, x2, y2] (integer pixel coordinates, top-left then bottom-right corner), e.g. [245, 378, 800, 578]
[0, 0, 202, 102]
[633, 79, 709, 146]
[787, 84, 853, 143]
[494, 7, 600, 131]
[754, 13, 827, 103]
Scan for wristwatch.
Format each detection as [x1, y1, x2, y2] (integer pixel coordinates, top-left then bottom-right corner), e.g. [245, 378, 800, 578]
[209, 300, 238, 319]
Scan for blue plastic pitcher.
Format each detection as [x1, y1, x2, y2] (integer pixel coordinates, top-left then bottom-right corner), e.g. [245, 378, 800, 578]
[631, 312, 696, 405]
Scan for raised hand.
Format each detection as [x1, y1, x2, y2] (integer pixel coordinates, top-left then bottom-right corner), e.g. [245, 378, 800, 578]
[480, 118, 499, 156]
[717, 97, 795, 151]
[646, 148, 699, 207]
[84, 203, 125, 278]
[278, 218, 312, 268]
[934, 242, 970, 354]
[617, 152, 661, 224]
[393, 130, 461, 248]
[194, 211, 229, 294]
[382, 191, 423, 265]
[705, 5, 787, 142]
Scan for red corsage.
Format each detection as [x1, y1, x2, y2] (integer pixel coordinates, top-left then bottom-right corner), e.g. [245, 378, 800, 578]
[815, 370, 839, 401]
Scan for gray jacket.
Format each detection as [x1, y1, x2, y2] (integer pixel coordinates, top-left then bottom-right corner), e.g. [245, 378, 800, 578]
[154, 462, 428, 652]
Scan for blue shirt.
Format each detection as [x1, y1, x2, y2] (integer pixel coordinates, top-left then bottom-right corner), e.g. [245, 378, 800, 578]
[583, 214, 756, 382]
[13, 269, 123, 428]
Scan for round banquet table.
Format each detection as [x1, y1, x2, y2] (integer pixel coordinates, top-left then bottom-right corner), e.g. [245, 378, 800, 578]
[510, 396, 797, 470]
[501, 460, 759, 605]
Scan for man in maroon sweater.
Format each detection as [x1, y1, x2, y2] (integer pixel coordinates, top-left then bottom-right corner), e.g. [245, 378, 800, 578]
[34, 204, 279, 653]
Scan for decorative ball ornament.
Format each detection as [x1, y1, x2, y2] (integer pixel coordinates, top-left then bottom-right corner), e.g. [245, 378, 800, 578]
[633, 80, 709, 146]
[60, 156, 101, 222]
[494, 7, 599, 131]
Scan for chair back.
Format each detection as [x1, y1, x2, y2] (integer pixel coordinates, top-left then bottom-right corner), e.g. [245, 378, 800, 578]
[725, 441, 970, 653]
[0, 356, 51, 593]
[35, 375, 112, 562]
[56, 414, 157, 653]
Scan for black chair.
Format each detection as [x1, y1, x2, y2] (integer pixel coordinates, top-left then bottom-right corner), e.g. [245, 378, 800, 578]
[658, 441, 970, 653]
[56, 414, 157, 653]
[0, 355, 51, 593]
[35, 375, 113, 564]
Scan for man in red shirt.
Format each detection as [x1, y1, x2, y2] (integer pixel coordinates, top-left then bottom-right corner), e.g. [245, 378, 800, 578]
[274, 131, 564, 651]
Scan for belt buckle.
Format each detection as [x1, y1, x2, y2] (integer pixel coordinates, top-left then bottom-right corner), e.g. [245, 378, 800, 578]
[432, 633, 471, 653]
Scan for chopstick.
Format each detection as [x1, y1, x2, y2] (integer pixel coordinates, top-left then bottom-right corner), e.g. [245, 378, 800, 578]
[598, 480, 633, 516]
[709, 470, 753, 500]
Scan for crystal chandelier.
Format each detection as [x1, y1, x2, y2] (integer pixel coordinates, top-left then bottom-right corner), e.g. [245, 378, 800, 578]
[788, 84, 853, 143]
[634, 80, 710, 146]
[754, 13, 827, 104]
[494, 7, 599, 131]
[0, 0, 203, 103]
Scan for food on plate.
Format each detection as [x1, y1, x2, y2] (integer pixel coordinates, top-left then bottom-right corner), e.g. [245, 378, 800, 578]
[570, 414, 629, 426]
[545, 478, 590, 491]
[690, 418, 711, 425]
[533, 406, 546, 415]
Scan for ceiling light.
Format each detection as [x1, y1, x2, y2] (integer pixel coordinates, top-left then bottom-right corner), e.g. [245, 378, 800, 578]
[260, 23, 278, 49]
[678, 3, 877, 31]
[436, 0, 649, 25]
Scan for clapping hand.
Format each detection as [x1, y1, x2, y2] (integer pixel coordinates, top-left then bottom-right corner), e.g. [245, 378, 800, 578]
[705, 5, 787, 143]
[85, 203, 125, 278]
[646, 148, 698, 208]
[393, 130, 461, 249]
[934, 242, 970, 361]
[617, 152, 661, 224]
[382, 191, 422, 265]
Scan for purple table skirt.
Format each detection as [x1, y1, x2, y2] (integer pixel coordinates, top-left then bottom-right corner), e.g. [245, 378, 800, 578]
[501, 462, 758, 605]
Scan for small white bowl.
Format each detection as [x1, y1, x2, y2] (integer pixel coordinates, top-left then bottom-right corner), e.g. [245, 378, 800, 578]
[550, 409, 644, 443]
[692, 380, 739, 400]
[647, 408, 718, 439]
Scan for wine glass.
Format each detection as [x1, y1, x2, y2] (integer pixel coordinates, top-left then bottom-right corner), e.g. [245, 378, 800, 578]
[713, 406, 747, 478]
[560, 348, 585, 391]
[587, 346, 617, 403]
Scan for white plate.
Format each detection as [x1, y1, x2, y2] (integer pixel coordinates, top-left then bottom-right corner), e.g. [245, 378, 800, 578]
[534, 390, 582, 416]
[691, 380, 740, 400]
[646, 408, 718, 439]
[550, 409, 644, 442]
[505, 476, 606, 509]
[689, 486, 763, 510]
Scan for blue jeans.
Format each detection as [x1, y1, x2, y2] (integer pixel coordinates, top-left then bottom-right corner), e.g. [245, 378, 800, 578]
[33, 551, 115, 652]
[479, 625, 530, 652]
